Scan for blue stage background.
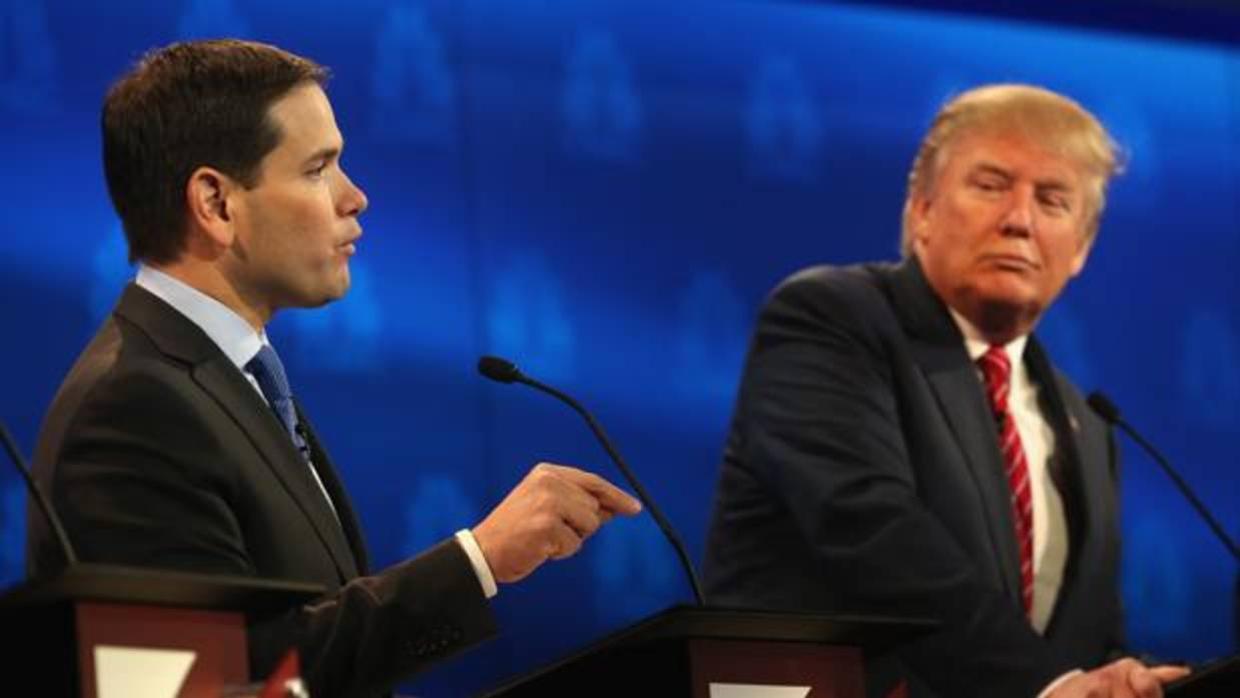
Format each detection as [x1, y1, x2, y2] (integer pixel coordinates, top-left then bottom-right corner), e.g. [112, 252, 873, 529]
[0, 1, 1237, 694]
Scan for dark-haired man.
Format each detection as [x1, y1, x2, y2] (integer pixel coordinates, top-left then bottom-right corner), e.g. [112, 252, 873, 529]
[704, 84, 1187, 697]
[27, 39, 640, 698]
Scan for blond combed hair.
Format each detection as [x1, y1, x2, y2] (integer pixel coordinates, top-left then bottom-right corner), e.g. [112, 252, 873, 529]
[900, 84, 1124, 257]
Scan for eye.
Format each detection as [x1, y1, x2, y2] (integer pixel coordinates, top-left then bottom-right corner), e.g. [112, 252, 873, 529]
[970, 174, 1007, 193]
[1038, 191, 1072, 214]
[307, 162, 328, 179]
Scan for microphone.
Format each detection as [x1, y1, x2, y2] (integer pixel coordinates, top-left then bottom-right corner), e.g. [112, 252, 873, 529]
[476, 355, 706, 606]
[0, 421, 78, 567]
[1086, 392, 1239, 563]
[477, 356, 521, 384]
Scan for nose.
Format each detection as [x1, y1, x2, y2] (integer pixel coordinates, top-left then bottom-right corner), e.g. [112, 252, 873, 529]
[1000, 184, 1035, 236]
[338, 169, 369, 217]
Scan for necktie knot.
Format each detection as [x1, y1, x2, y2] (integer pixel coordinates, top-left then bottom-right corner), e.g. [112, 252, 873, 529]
[247, 345, 293, 406]
[977, 345, 1012, 412]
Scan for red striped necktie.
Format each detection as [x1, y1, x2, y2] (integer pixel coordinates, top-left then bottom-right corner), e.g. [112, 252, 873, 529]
[977, 345, 1034, 617]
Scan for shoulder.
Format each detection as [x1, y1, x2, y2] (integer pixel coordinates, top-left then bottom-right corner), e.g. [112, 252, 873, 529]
[1048, 366, 1110, 438]
[772, 261, 891, 304]
[39, 313, 213, 465]
[756, 261, 903, 338]
[1032, 346, 1108, 436]
[82, 313, 198, 411]
[1032, 353, 1117, 479]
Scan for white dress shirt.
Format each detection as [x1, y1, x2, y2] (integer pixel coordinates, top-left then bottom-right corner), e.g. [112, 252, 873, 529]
[949, 310, 1080, 697]
[949, 310, 1070, 635]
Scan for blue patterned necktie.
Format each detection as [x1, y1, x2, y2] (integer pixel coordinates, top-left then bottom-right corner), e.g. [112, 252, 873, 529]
[246, 344, 310, 460]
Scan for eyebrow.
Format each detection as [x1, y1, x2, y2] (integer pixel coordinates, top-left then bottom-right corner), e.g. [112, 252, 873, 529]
[971, 163, 1013, 181]
[971, 162, 1075, 192]
[302, 146, 341, 167]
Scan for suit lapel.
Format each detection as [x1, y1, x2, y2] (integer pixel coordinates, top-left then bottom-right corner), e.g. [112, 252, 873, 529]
[885, 259, 1023, 604]
[115, 284, 361, 581]
[296, 406, 371, 575]
[193, 357, 361, 580]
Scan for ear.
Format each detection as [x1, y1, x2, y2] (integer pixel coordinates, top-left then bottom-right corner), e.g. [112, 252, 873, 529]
[184, 166, 239, 251]
[906, 191, 935, 254]
[1069, 231, 1095, 278]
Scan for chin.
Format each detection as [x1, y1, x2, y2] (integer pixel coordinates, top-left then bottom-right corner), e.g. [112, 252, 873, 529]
[321, 271, 352, 303]
[298, 284, 350, 309]
[973, 275, 1039, 307]
[320, 286, 350, 306]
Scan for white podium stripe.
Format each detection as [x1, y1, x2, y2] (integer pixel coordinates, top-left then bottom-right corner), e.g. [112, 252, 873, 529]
[95, 645, 196, 698]
[709, 682, 812, 698]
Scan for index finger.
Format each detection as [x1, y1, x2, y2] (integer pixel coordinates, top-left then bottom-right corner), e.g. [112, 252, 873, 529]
[545, 464, 642, 515]
[1148, 666, 1191, 683]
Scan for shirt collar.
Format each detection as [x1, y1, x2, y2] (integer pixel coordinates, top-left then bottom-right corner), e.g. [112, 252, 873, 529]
[947, 306, 1029, 366]
[135, 264, 268, 369]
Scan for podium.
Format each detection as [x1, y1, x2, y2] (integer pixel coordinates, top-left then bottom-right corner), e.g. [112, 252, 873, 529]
[483, 605, 935, 698]
[0, 564, 323, 698]
[1166, 654, 1240, 698]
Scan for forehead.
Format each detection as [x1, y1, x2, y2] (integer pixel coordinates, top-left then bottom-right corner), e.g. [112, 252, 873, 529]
[942, 130, 1084, 186]
[263, 83, 342, 158]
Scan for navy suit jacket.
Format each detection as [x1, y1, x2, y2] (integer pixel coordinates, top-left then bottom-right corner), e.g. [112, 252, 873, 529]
[704, 258, 1123, 697]
[28, 284, 497, 698]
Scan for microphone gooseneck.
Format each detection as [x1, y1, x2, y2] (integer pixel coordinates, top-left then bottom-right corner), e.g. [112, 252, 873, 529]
[0, 421, 78, 567]
[1087, 391, 1239, 564]
[476, 355, 706, 605]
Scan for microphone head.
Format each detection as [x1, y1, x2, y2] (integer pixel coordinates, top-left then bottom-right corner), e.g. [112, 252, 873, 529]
[1086, 391, 1122, 424]
[477, 355, 522, 384]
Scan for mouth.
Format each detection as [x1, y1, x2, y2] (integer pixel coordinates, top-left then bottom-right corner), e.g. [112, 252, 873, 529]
[338, 231, 361, 256]
[980, 253, 1037, 272]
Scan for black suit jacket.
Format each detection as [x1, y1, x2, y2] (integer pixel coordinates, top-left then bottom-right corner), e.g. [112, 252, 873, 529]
[704, 258, 1123, 698]
[27, 284, 497, 698]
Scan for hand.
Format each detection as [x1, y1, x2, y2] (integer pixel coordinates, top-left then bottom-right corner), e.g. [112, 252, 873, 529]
[1048, 658, 1190, 698]
[471, 463, 642, 584]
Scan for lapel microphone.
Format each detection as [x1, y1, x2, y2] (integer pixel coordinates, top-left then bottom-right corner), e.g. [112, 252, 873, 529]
[477, 355, 706, 606]
[1086, 392, 1239, 563]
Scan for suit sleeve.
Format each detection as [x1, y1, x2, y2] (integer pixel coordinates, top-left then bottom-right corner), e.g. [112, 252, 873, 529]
[733, 274, 1075, 697]
[47, 366, 497, 698]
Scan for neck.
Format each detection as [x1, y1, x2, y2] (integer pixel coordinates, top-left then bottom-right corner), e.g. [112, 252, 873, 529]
[146, 259, 271, 331]
[961, 301, 1037, 346]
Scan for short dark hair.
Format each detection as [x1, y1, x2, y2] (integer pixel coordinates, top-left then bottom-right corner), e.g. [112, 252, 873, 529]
[102, 39, 328, 264]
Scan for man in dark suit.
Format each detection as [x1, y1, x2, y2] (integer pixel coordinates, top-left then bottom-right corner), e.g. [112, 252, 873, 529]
[704, 85, 1186, 697]
[26, 39, 640, 698]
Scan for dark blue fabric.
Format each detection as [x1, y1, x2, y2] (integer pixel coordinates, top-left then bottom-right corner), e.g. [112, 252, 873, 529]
[246, 344, 310, 460]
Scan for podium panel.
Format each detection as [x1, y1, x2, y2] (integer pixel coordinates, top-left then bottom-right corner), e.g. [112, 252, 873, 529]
[484, 606, 934, 698]
[689, 638, 864, 698]
[0, 564, 322, 698]
[75, 602, 248, 698]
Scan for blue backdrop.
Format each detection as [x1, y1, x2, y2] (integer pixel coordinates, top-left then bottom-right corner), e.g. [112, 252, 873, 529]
[0, 1, 1237, 694]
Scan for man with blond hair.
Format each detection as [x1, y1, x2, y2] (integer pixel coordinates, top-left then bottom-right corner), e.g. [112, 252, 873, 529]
[704, 85, 1187, 697]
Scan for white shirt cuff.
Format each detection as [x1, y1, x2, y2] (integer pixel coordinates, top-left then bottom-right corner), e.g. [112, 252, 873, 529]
[454, 529, 498, 599]
[1037, 669, 1084, 698]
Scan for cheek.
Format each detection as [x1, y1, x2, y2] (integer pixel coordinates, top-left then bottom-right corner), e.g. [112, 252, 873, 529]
[1041, 225, 1088, 268]
[935, 195, 982, 235]
[272, 194, 335, 240]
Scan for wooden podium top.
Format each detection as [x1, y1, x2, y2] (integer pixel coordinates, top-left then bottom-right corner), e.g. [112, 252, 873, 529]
[483, 605, 937, 697]
[611, 604, 936, 650]
[0, 563, 324, 617]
